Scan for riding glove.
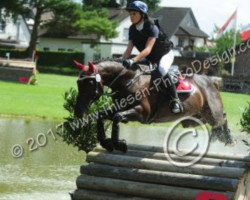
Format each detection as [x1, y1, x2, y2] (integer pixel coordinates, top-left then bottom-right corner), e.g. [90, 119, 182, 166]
[123, 59, 134, 69]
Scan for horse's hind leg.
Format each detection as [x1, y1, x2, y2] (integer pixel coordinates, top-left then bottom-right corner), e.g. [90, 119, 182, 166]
[211, 112, 235, 145]
[202, 86, 234, 145]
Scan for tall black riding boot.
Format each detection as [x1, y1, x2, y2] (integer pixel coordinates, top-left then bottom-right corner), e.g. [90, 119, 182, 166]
[162, 73, 183, 114]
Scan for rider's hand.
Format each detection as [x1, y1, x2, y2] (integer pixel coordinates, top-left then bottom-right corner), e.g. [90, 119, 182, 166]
[122, 59, 134, 69]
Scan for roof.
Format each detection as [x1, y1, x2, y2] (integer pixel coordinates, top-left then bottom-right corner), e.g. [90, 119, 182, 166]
[0, 39, 28, 49]
[151, 7, 208, 38]
[38, 7, 208, 40]
[176, 25, 208, 38]
[108, 8, 128, 22]
[38, 9, 128, 40]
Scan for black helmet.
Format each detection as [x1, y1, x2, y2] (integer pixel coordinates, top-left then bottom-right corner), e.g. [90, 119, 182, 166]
[126, 1, 148, 15]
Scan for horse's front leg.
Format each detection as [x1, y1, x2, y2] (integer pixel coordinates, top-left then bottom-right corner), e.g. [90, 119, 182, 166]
[97, 110, 116, 152]
[111, 105, 146, 153]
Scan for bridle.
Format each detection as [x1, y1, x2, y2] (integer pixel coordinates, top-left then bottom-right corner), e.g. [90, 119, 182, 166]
[78, 72, 103, 102]
[75, 60, 127, 98]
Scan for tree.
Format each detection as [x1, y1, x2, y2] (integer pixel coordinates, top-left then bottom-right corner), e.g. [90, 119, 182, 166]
[41, 2, 81, 38]
[211, 30, 242, 55]
[82, 0, 161, 10]
[27, 0, 87, 58]
[127, 0, 160, 11]
[195, 26, 242, 55]
[0, 0, 29, 20]
[212, 30, 242, 75]
[240, 102, 250, 134]
[45, 4, 118, 39]
[195, 27, 242, 76]
[2, 0, 160, 57]
[0, 0, 25, 14]
[1, 0, 74, 56]
[82, 0, 110, 7]
[1, 0, 118, 57]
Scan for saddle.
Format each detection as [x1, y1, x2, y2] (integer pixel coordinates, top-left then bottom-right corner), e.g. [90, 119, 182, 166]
[127, 62, 193, 94]
[168, 65, 193, 93]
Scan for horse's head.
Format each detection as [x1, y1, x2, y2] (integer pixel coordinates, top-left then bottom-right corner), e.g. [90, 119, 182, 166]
[74, 61, 103, 118]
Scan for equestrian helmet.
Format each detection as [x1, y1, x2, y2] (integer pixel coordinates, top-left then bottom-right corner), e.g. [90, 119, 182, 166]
[126, 1, 148, 15]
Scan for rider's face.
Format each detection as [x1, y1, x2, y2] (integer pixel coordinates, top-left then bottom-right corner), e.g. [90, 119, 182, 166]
[129, 11, 142, 24]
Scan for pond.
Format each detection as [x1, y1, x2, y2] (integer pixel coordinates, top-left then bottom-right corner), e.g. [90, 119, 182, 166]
[0, 118, 169, 200]
[0, 118, 84, 200]
[0, 117, 249, 200]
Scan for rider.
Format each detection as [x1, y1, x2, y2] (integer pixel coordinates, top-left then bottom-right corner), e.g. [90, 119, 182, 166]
[122, 0, 183, 114]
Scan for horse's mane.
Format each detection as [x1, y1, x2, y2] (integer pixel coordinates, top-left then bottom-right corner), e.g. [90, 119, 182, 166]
[93, 57, 129, 74]
[93, 57, 151, 74]
[93, 57, 123, 65]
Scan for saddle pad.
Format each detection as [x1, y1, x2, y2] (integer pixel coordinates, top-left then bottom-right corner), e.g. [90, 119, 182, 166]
[177, 77, 193, 93]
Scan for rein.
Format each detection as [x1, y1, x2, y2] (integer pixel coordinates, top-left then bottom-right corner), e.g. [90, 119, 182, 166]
[126, 63, 156, 88]
[77, 60, 156, 102]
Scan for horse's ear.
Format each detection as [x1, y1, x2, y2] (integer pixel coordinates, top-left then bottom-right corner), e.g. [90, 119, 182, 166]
[73, 60, 88, 71]
[88, 62, 97, 74]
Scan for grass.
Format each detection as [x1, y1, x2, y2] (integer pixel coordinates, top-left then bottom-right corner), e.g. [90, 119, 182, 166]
[221, 92, 250, 132]
[0, 73, 77, 120]
[0, 73, 249, 132]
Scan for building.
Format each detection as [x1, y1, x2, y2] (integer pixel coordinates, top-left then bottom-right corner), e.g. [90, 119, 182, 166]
[0, 6, 209, 65]
[37, 7, 209, 64]
[234, 41, 250, 77]
[0, 13, 31, 50]
[37, 9, 132, 64]
[152, 7, 208, 55]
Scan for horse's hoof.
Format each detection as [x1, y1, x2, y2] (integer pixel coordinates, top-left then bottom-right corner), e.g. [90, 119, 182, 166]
[113, 113, 128, 123]
[100, 139, 114, 152]
[114, 140, 127, 153]
[225, 138, 237, 147]
[210, 132, 218, 142]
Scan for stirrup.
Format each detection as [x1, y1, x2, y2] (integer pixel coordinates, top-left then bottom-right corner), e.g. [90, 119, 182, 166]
[170, 99, 183, 114]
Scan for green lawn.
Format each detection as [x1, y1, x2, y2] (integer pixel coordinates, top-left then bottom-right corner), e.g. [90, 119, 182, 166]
[0, 73, 77, 120]
[221, 92, 250, 132]
[0, 73, 249, 131]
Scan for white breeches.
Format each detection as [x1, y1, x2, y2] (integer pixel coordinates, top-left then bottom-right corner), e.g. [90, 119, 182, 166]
[158, 50, 174, 76]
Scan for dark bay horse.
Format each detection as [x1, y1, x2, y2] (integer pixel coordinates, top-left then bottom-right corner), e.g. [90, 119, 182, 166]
[74, 60, 233, 152]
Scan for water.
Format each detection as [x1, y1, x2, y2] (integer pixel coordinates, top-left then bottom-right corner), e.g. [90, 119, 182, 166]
[0, 118, 171, 200]
[121, 123, 250, 155]
[0, 118, 84, 200]
[0, 118, 249, 200]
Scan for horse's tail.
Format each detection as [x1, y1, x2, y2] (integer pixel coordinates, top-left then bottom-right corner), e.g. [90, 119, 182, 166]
[210, 76, 223, 90]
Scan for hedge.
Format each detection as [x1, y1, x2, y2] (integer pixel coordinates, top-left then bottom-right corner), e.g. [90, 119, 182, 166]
[0, 49, 28, 59]
[0, 49, 85, 68]
[36, 51, 85, 67]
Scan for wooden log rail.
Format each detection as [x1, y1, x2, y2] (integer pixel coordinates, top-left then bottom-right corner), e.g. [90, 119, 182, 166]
[0, 58, 35, 83]
[72, 144, 250, 200]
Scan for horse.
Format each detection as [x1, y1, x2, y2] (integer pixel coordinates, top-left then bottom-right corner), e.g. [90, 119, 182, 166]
[73, 59, 234, 153]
